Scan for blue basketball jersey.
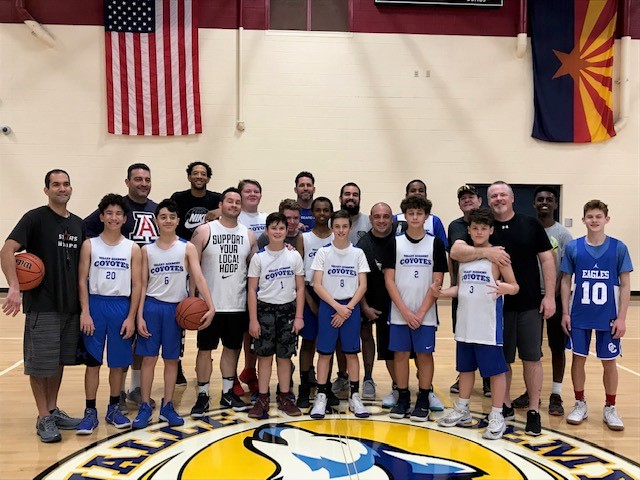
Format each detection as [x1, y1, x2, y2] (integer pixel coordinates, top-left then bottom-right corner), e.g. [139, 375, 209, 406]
[570, 236, 619, 330]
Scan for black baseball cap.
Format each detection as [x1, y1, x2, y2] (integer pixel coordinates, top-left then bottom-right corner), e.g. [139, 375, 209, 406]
[457, 184, 478, 199]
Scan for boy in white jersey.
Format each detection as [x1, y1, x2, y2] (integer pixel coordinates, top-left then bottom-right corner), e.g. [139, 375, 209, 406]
[561, 200, 633, 431]
[309, 210, 370, 419]
[383, 196, 447, 422]
[236, 179, 267, 396]
[76, 194, 142, 434]
[436, 208, 519, 440]
[295, 196, 334, 408]
[133, 200, 215, 429]
[247, 213, 305, 418]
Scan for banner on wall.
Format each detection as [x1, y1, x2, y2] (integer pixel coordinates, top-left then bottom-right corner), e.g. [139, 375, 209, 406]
[530, 0, 617, 143]
[104, 0, 202, 136]
[374, 0, 502, 5]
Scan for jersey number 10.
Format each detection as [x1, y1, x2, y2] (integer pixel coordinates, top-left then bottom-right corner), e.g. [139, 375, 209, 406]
[581, 281, 607, 305]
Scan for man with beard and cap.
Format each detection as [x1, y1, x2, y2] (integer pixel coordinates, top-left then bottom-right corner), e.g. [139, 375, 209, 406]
[84, 163, 159, 413]
[170, 162, 222, 241]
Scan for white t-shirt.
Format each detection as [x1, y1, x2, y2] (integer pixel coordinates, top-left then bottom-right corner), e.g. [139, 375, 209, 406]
[311, 243, 370, 300]
[302, 231, 334, 285]
[88, 236, 134, 297]
[248, 247, 304, 304]
[145, 239, 188, 303]
[238, 211, 267, 236]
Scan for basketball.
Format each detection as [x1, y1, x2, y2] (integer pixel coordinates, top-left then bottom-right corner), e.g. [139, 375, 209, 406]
[15, 252, 45, 291]
[175, 297, 208, 330]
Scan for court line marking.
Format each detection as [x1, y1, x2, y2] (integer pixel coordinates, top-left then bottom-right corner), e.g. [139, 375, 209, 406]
[588, 351, 640, 377]
[0, 360, 23, 377]
[0, 337, 22, 340]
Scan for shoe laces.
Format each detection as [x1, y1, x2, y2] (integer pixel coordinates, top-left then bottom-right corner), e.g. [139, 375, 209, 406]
[44, 415, 57, 429]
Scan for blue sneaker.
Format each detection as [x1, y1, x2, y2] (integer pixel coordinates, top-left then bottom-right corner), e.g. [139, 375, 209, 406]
[106, 403, 131, 429]
[132, 402, 153, 429]
[159, 400, 184, 427]
[76, 408, 99, 435]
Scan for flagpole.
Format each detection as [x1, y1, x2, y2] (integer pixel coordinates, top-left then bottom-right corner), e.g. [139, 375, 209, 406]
[516, 0, 527, 58]
[614, 0, 630, 132]
[14, 0, 55, 48]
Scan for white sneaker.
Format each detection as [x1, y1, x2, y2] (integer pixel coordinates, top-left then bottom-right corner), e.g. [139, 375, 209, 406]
[603, 405, 624, 431]
[482, 410, 506, 440]
[362, 379, 376, 400]
[566, 400, 588, 425]
[310, 393, 327, 419]
[438, 401, 472, 427]
[428, 390, 444, 412]
[349, 393, 370, 418]
[382, 389, 399, 408]
[331, 376, 350, 398]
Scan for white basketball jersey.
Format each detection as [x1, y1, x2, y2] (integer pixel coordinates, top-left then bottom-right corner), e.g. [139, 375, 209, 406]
[456, 258, 504, 345]
[311, 243, 370, 300]
[145, 239, 188, 303]
[389, 234, 438, 326]
[88, 236, 134, 296]
[201, 221, 251, 312]
[248, 247, 304, 304]
[302, 231, 334, 285]
[238, 211, 267, 236]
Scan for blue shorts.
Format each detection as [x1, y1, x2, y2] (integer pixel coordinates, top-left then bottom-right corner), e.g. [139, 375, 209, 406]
[135, 297, 182, 360]
[456, 342, 508, 378]
[389, 324, 436, 354]
[568, 327, 621, 360]
[316, 299, 361, 355]
[82, 295, 133, 369]
[300, 286, 319, 341]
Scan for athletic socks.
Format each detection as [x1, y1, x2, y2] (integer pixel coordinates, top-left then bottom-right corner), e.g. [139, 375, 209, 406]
[198, 382, 210, 396]
[129, 369, 141, 393]
[605, 393, 616, 406]
[551, 382, 563, 395]
[350, 381, 360, 397]
[222, 377, 235, 394]
[86, 399, 97, 409]
[300, 369, 309, 385]
[109, 395, 119, 406]
[574, 390, 585, 401]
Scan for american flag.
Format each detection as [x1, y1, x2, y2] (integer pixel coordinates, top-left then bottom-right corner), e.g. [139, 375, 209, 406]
[105, 0, 202, 135]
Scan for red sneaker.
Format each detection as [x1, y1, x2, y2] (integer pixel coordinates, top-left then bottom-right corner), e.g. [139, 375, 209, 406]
[232, 376, 245, 396]
[239, 368, 259, 394]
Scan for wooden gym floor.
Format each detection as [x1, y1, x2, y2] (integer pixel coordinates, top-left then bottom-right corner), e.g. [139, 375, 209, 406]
[0, 297, 638, 479]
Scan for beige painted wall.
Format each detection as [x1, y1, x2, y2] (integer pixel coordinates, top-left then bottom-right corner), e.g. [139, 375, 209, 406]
[1, 25, 638, 289]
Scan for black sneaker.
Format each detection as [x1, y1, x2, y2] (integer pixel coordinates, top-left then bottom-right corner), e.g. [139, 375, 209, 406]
[221, 391, 250, 412]
[513, 391, 530, 409]
[190, 392, 210, 418]
[276, 384, 295, 403]
[410, 391, 430, 422]
[525, 410, 542, 436]
[450, 377, 460, 394]
[176, 360, 187, 387]
[297, 384, 311, 409]
[390, 394, 411, 419]
[548, 393, 564, 416]
[482, 377, 491, 398]
[502, 403, 515, 421]
[327, 388, 340, 407]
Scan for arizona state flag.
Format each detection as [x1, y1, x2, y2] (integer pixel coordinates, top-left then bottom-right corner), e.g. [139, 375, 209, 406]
[530, 0, 617, 143]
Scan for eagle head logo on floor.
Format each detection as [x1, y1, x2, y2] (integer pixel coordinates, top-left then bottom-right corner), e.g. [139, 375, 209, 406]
[244, 423, 485, 480]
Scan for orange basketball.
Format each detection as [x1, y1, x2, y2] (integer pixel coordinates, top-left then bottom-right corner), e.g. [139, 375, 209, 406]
[15, 252, 45, 291]
[175, 297, 208, 330]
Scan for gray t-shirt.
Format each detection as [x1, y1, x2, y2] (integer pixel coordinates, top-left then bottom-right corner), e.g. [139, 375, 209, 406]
[349, 213, 371, 245]
[540, 221, 573, 294]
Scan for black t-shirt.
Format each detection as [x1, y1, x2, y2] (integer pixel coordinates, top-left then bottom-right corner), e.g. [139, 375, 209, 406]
[356, 230, 395, 311]
[170, 190, 222, 240]
[489, 213, 552, 312]
[447, 216, 468, 286]
[8, 206, 84, 313]
[382, 233, 448, 274]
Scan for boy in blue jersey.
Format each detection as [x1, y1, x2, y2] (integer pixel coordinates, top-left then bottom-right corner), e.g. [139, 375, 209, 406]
[436, 208, 519, 440]
[76, 194, 142, 434]
[133, 200, 216, 429]
[247, 213, 305, 418]
[560, 200, 633, 431]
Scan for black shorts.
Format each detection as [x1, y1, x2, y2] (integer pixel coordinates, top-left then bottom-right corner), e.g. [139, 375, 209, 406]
[373, 309, 393, 361]
[503, 309, 543, 363]
[197, 311, 249, 351]
[252, 301, 298, 359]
[545, 296, 567, 354]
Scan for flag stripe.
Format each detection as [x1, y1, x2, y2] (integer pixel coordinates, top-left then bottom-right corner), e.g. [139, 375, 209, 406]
[105, 0, 201, 136]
